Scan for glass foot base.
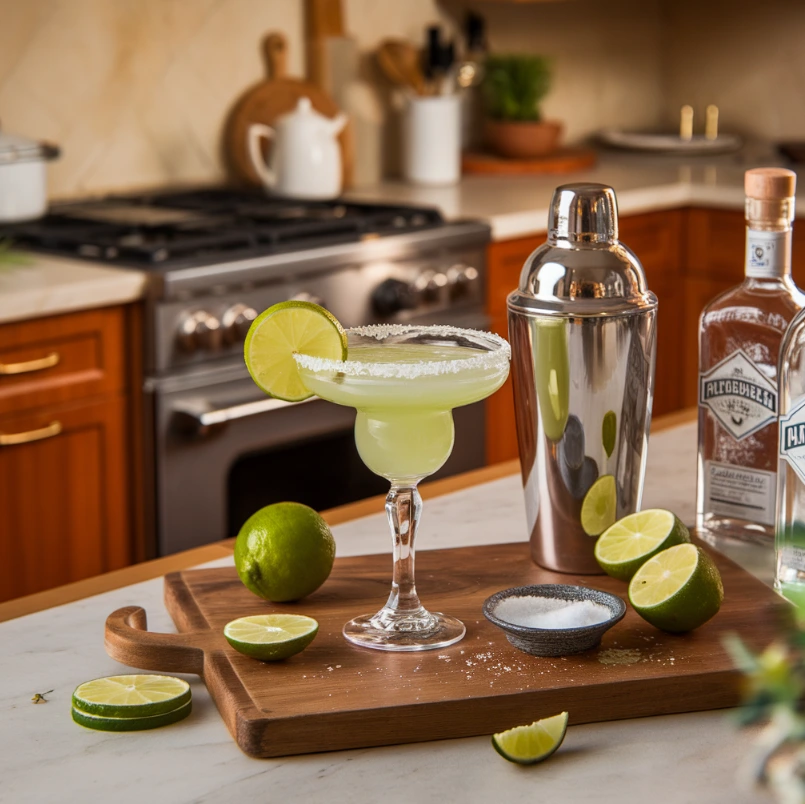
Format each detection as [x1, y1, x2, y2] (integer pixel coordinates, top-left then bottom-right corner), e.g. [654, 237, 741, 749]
[343, 607, 465, 652]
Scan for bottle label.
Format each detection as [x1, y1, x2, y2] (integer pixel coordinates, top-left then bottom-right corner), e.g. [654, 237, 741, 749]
[781, 546, 805, 573]
[703, 461, 776, 526]
[699, 349, 777, 440]
[746, 229, 787, 278]
[780, 396, 805, 486]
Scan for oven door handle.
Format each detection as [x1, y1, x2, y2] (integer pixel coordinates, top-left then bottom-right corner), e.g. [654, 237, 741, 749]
[172, 396, 314, 437]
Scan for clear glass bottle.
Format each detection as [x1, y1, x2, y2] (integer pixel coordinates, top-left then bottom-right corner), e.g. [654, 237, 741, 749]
[697, 168, 803, 546]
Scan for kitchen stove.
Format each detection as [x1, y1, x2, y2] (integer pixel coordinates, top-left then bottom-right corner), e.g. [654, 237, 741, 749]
[1, 188, 492, 556]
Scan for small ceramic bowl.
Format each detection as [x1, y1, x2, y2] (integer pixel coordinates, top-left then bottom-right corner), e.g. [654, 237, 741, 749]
[483, 584, 626, 657]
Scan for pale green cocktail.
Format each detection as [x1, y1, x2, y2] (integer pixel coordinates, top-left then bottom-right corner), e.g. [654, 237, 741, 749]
[295, 324, 510, 651]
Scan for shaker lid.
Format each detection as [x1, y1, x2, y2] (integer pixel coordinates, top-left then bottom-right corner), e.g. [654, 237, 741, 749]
[507, 182, 657, 317]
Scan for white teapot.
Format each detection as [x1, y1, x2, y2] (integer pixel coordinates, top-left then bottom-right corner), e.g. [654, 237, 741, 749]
[248, 97, 347, 200]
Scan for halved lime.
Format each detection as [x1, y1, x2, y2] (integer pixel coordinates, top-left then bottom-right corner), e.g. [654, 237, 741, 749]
[71, 674, 191, 718]
[244, 301, 347, 402]
[580, 474, 617, 536]
[492, 711, 569, 764]
[71, 700, 191, 732]
[629, 543, 724, 633]
[224, 614, 319, 661]
[594, 509, 691, 581]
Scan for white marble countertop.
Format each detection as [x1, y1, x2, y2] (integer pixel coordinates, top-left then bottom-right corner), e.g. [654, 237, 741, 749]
[0, 421, 776, 803]
[0, 253, 147, 325]
[348, 153, 803, 242]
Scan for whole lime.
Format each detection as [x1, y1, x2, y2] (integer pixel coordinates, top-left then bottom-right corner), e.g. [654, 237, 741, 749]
[234, 503, 336, 602]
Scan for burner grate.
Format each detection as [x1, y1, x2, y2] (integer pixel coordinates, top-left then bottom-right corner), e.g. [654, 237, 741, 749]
[0, 188, 444, 268]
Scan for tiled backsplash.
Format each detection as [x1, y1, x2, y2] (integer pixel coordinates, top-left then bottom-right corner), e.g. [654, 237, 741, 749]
[0, 0, 801, 200]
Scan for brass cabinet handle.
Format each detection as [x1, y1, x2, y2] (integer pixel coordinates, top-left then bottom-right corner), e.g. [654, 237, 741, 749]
[0, 421, 62, 446]
[0, 352, 60, 375]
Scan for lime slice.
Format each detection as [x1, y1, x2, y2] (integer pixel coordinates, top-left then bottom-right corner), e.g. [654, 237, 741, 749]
[492, 711, 569, 764]
[72, 674, 191, 718]
[244, 301, 347, 402]
[224, 614, 319, 661]
[580, 474, 617, 536]
[72, 699, 191, 732]
[594, 509, 691, 581]
[602, 410, 616, 458]
[629, 543, 724, 633]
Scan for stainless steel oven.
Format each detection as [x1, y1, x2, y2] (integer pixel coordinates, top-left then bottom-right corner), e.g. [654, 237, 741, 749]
[3, 189, 492, 555]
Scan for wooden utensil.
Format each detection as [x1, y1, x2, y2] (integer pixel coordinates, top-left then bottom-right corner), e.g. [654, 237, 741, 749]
[224, 31, 353, 187]
[376, 39, 426, 96]
[305, 0, 344, 90]
[105, 540, 786, 758]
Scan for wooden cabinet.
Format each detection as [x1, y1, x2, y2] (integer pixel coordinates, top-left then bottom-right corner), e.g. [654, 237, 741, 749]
[485, 211, 685, 464]
[0, 306, 139, 602]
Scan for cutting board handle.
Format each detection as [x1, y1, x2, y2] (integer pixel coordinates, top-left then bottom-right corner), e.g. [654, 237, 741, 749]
[262, 32, 287, 80]
[104, 606, 205, 676]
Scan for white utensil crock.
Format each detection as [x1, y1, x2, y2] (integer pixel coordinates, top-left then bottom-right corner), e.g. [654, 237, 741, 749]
[403, 95, 461, 186]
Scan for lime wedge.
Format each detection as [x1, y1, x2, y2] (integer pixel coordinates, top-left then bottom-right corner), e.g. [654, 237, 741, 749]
[72, 674, 191, 718]
[594, 509, 691, 581]
[602, 410, 616, 458]
[224, 614, 319, 661]
[244, 301, 347, 402]
[72, 700, 191, 732]
[628, 543, 724, 633]
[580, 474, 617, 536]
[492, 711, 569, 764]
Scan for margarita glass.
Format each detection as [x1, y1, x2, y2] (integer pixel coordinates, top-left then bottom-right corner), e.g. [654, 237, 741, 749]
[294, 324, 510, 651]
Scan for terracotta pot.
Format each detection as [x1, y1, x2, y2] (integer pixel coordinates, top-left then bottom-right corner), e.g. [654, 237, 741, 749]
[484, 119, 563, 159]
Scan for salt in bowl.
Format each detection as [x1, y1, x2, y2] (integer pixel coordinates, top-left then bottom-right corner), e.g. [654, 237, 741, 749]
[483, 584, 627, 657]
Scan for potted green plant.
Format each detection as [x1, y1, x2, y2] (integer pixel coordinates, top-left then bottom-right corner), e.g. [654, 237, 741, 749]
[481, 54, 561, 159]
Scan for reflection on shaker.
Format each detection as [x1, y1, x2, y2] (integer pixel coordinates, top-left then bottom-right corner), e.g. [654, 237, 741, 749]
[533, 318, 570, 442]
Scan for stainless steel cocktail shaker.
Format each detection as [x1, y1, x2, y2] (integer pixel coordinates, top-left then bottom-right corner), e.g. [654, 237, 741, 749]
[507, 184, 658, 573]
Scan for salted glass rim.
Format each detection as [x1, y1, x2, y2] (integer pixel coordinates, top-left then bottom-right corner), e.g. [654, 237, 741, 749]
[293, 324, 511, 379]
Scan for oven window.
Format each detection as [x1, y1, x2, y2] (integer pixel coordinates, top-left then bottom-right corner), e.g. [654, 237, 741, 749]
[226, 429, 388, 537]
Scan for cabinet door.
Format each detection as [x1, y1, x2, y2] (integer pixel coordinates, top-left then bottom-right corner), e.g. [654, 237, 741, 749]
[486, 235, 543, 464]
[620, 210, 684, 416]
[0, 395, 131, 602]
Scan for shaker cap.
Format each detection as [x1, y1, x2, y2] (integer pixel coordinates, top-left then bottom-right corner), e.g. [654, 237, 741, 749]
[507, 182, 657, 318]
[745, 167, 796, 200]
[549, 183, 617, 243]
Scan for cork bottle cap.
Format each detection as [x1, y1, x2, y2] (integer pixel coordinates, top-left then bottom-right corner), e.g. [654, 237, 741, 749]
[745, 167, 797, 200]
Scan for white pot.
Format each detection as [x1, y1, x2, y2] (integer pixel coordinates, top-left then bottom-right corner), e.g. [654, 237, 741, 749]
[0, 131, 59, 222]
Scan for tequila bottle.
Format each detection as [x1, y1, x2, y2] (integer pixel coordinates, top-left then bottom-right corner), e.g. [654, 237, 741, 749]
[698, 168, 803, 545]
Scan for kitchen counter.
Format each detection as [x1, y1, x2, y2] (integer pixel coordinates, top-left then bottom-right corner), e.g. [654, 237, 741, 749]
[0, 253, 147, 325]
[348, 154, 803, 241]
[0, 411, 777, 804]
[1, 153, 793, 324]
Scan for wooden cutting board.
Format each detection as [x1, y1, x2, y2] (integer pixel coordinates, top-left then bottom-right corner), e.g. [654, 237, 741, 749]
[223, 31, 353, 187]
[105, 541, 787, 758]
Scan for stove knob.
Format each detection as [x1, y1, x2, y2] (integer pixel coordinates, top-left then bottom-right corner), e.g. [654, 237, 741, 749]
[291, 291, 326, 309]
[222, 304, 257, 345]
[414, 270, 449, 303]
[177, 310, 222, 353]
[446, 264, 479, 298]
[371, 278, 418, 317]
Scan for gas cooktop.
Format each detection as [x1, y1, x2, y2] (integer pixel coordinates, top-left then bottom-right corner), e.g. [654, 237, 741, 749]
[0, 188, 445, 269]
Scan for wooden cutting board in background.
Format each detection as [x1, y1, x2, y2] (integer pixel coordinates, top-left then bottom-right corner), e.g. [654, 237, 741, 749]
[223, 31, 353, 187]
[105, 541, 787, 758]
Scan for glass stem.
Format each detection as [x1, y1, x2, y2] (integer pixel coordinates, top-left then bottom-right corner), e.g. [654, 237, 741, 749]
[384, 483, 424, 614]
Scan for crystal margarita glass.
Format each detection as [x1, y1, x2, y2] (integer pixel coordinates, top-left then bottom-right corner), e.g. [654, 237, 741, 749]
[294, 324, 511, 651]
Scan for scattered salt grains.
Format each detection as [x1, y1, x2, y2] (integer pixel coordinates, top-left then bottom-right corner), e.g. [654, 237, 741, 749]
[494, 596, 611, 629]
